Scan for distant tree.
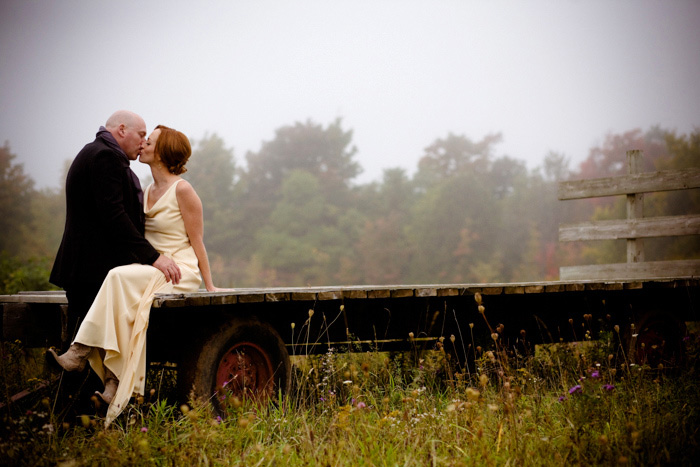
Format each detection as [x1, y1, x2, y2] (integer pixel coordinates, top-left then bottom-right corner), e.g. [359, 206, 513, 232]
[184, 134, 241, 259]
[414, 132, 502, 188]
[0, 142, 34, 255]
[239, 119, 361, 265]
[244, 118, 360, 202]
[578, 128, 666, 179]
[29, 187, 65, 257]
[255, 170, 346, 286]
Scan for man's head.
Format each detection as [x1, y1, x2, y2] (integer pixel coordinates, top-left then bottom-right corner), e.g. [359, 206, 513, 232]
[105, 110, 147, 160]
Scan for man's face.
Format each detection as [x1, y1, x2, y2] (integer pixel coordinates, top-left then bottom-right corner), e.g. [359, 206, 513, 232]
[121, 121, 147, 160]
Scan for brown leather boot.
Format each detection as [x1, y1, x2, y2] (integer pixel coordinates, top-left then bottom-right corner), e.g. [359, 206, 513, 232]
[95, 368, 119, 405]
[46, 343, 93, 372]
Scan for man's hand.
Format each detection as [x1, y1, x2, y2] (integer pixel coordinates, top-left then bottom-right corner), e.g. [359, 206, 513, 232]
[153, 255, 181, 285]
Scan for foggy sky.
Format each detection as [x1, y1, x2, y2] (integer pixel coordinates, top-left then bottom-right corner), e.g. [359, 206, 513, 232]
[1, 0, 699, 189]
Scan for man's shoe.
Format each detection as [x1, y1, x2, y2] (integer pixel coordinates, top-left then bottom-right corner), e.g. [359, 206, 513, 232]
[95, 368, 118, 405]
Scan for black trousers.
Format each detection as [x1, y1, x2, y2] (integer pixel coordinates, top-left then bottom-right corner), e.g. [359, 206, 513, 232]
[65, 282, 102, 345]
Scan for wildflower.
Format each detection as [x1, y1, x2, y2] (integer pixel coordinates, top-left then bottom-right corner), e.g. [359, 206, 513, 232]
[216, 416, 223, 424]
[590, 370, 600, 379]
[558, 395, 567, 402]
[469, 323, 474, 329]
[141, 427, 148, 432]
[603, 384, 615, 391]
[568, 385, 583, 395]
[466, 388, 480, 401]
[479, 374, 488, 387]
[491, 333, 499, 341]
[357, 401, 367, 409]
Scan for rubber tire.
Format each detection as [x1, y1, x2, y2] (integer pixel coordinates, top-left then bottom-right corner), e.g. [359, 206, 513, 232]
[178, 317, 291, 415]
[627, 310, 686, 368]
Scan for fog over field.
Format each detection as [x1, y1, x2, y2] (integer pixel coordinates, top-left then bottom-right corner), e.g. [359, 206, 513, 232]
[1, 0, 698, 188]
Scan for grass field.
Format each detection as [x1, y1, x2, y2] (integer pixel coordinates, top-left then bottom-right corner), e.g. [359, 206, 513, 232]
[2, 314, 699, 466]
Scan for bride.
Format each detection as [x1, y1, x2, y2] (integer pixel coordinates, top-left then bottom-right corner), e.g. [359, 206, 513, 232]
[48, 124, 221, 426]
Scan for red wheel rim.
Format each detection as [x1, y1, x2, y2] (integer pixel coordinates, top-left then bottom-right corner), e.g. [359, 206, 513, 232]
[215, 342, 275, 403]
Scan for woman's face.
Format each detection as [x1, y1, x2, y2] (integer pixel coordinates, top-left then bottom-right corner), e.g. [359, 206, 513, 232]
[139, 128, 161, 165]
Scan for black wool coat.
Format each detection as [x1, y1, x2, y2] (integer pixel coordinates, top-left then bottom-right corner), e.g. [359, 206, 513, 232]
[50, 135, 160, 290]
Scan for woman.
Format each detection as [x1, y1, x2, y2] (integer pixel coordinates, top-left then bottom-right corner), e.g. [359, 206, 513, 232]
[48, 125, 221, 426]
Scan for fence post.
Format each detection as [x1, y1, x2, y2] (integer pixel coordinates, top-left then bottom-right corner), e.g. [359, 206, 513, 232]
[626, 150, 644, 263]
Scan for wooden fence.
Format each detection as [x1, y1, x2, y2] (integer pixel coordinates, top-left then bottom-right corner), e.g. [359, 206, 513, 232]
[558, 150, 700, 281]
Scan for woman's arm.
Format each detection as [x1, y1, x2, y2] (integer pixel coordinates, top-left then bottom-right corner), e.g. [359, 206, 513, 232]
[176, 180, 220, 292]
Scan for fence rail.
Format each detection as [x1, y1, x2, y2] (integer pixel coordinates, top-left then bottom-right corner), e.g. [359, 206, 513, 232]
[558, 150, 700, 281]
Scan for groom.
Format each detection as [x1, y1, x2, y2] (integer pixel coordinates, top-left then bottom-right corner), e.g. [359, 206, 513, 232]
[50, 110, 181, 345]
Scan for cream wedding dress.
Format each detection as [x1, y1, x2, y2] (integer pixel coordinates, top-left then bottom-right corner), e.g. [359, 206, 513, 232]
[74, 178, 202, 426]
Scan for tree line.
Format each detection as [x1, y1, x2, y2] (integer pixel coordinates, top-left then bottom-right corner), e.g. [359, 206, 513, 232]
[1, 123, 698, 293]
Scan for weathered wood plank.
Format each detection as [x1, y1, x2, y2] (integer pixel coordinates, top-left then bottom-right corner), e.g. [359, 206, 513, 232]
[237, 294, 265, 303]
[560, 259, 700, 281]
[318, 290, 343, 300]
[437, 288, 460, 297]
[366, 289, 389, 299]
[345, 289, 369, 299]
[265, 292, 289, 302]
[558, 167, 700, 200]
[415, 287, 437, 297]
[544, 283, 565, 292]
[391, 289, 414, 298]
[559, 215, 700, 242]
[291, 292, 317, 301]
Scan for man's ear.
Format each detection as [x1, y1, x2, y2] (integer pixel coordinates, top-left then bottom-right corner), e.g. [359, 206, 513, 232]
[117, 124, 127, 137]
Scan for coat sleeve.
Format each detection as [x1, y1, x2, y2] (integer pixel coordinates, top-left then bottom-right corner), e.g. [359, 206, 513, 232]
[90, 150, 160, 265]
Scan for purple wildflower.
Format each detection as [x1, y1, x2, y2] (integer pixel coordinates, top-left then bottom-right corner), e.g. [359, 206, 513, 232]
[141, 427, 148, 432]
[603, 384, 615, 391]
[590, 371, 600, 379]
[558, 395, 567, 402]
[568, 385, 583, 395]
[216, 416, 223, 424]
[357, 401, 367, 409]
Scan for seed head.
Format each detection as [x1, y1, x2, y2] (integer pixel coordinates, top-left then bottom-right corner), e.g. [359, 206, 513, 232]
[614, 325, 620, 333]
[478, 305, 485, 314]
[308, 309, 314, 318]
[291, 322, 296, 330]
[479, 374, 488, 387]
[474, 293, 482, 305]
[450, 334, 456, 343]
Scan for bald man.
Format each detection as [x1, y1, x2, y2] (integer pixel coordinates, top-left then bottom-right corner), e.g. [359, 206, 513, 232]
[51, 110, 181, 343]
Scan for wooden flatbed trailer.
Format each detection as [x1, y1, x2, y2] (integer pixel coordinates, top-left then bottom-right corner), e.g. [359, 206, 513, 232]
[2, 277, 698, 412]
